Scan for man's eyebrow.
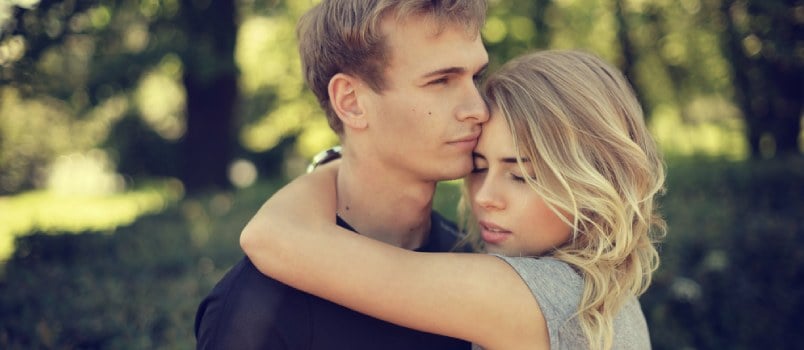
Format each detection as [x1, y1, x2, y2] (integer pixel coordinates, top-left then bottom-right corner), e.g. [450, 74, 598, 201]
[421, 63, 488, 79]
[421, 67, 466, 78]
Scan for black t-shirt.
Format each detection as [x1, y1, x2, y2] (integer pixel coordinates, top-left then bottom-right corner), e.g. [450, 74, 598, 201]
[195, 212, 471, 350]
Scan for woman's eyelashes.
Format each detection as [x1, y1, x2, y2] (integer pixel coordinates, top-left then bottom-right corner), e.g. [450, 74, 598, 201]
[470, 166, 528, 184]
[510, 173, 526, 182]
[471, 154, 487, 173]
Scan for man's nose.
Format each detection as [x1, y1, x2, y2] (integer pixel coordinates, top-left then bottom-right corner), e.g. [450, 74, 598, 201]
[456, 82, 489, 123]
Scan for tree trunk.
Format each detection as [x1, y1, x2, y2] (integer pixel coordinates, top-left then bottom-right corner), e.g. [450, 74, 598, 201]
[182, 74, 238, 192]
[720, 0, 802, 158]
[178, 0, 239, 193]
[767, 58, 803, 156]
[613, 0, 648, 117]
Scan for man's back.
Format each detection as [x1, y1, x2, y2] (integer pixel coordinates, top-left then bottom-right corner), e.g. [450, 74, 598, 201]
[195, 212, 471, 350]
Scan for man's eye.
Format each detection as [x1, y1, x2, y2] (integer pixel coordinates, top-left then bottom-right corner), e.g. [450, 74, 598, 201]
[429, 77, 448, 85]
[473, 68, 487, 84]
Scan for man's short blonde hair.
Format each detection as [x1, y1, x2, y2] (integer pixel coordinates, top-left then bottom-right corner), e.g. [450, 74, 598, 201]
[297, 0, 487, 134]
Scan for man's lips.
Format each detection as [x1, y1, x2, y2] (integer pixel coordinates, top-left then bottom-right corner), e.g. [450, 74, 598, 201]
[449, 131, 481, 144]
[447, 132, 481, 150]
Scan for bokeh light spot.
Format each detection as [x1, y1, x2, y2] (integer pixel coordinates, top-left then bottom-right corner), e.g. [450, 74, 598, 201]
[228, 159, 258, 189]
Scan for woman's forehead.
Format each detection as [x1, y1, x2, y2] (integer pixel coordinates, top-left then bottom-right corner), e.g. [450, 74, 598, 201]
[476, 112, 515, 156]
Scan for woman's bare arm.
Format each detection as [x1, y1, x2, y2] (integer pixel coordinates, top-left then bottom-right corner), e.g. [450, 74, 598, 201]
[240, 167, 548, 349]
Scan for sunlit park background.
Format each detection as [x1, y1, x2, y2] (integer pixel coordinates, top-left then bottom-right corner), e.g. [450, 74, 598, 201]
[0, 0, 801, 348]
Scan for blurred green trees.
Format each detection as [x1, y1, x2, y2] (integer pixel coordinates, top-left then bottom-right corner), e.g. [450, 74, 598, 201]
[1, 0, 801, 196]
[718, 0, 803, 157]
[1, 0, 240, 193]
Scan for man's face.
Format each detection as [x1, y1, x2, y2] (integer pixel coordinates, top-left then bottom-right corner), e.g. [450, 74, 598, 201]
[360, 16, 489, 182]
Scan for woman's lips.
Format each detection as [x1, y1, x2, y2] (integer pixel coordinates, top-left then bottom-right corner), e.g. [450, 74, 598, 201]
[479, 220, 511, 245]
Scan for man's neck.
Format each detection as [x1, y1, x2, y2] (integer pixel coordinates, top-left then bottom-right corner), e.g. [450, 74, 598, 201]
[335, 158, 435, 250]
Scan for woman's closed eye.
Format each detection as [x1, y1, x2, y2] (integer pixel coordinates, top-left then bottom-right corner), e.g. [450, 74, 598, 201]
[471, 167, 487, 174]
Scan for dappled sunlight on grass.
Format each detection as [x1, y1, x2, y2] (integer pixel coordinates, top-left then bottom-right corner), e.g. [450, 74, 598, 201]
[0, 179, 184, 261]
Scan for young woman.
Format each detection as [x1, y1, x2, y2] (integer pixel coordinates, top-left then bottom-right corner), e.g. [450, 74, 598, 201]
[240, 50, 666, 350]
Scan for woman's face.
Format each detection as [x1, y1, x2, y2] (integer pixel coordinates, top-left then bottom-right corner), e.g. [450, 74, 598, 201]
[467, 111, 573, 256]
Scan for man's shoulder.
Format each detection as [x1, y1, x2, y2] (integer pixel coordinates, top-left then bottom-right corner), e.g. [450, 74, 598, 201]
[195, 257, 313, 349]
[196, 256, 471, 350]
[204, 256, 298, 295]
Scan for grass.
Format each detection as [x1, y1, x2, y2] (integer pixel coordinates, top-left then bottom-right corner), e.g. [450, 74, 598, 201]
[0, 179, 184, 262]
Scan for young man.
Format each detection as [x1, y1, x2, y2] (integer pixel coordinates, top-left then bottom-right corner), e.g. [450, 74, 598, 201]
[195, 1, 489, 349]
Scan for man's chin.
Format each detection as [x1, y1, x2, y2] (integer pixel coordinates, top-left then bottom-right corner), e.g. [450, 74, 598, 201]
[438, 166, 473, 181]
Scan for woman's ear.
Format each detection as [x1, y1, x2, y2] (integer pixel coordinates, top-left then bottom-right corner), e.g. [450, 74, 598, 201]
[328, 73, 368, 130]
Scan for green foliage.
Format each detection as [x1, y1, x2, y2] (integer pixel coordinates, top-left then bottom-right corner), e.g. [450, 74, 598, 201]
[3, 0, 801, 196]
[643, 156, 804, 349]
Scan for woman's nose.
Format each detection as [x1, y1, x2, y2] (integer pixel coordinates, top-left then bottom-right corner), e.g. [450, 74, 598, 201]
[473, 177, 505, 210]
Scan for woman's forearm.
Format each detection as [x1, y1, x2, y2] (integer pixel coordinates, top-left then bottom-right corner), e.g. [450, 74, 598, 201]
[240, 165, 338, 267]
[238, 166, 544, 349]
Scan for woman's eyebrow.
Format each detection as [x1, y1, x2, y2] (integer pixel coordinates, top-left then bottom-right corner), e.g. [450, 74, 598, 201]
[501, 157, 530, 163]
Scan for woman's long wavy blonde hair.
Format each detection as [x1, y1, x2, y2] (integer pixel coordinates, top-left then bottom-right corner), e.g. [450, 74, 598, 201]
[462, 50, 666, 350]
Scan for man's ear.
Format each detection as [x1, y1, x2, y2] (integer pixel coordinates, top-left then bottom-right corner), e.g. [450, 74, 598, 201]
[328, 73, 368, 130]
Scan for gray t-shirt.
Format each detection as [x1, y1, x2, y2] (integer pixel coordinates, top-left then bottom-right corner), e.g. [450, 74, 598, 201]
[473, 256, 651, 350]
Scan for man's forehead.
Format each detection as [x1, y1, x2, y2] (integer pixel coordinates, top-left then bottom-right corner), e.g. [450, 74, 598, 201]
[381, 12, 480, 41]
[385, 25, 485, 67]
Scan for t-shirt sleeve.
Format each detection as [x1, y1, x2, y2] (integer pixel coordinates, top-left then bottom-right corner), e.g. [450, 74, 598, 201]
[492, 255, 584, 347]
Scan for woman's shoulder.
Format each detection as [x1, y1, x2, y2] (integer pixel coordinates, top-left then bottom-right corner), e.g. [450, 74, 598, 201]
[493, 255, 583, 289]
[492, 255, 651, 349]
[491, 255, 583, 317]
[491, 255, 584, 349]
